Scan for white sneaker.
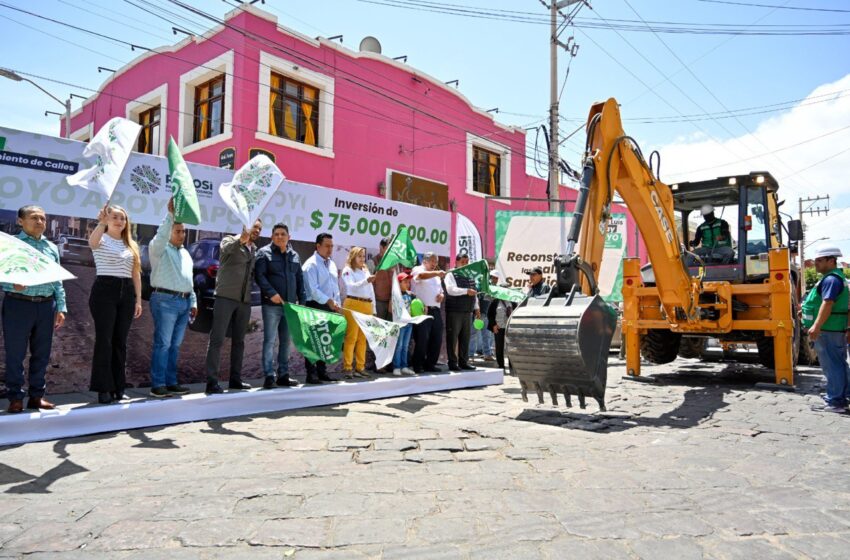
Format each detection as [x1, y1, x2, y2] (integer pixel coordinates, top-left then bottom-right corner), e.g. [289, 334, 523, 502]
[392, 368, 403, 376]
[402, 367, 415, 375]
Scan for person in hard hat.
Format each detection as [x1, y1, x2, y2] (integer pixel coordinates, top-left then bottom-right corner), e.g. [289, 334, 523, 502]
[690, 204, 732, 250]
[801, 245, 850, 413]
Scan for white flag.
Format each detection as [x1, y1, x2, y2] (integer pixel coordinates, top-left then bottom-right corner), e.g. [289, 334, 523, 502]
[350, 310, 400, 370]
[66, 117, 141, 198]
[0, 232, 75, 285]
[219, 155, 284, 229]
[456, 212, 482, 262]
[392, 273, 431, 325]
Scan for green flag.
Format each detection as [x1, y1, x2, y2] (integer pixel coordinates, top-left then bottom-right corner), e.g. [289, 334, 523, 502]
[377, 228, 418, 271]
[488, 284, 526, 303]
[449, 259, 490, 292]
[283, 303, 347, 364]
[167, 137, 201, 225]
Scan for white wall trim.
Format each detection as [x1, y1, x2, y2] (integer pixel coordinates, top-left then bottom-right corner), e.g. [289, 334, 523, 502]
[69, 122, 93, 142]
[465, 133, 511, 206]
[125, 83, 168, 156]
[255, 51, 334, 159]
[178, 50, 234, 150]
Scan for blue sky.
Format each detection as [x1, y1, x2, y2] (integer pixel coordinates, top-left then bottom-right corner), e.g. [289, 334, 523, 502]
[2, 0, 850, 248]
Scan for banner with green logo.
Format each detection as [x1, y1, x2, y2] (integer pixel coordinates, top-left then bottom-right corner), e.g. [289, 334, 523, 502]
[494, 211, 628, 303]
[377, 227, 418, 270]
[283, 303, 347, 364]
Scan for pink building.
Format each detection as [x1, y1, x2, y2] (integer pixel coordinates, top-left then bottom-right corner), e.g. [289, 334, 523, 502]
[65, 4, 640, 259]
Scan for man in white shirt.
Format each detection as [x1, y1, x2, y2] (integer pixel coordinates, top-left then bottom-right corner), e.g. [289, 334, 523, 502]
[301, 233, 341, 384]
[411, 252, 445, 373]
[444, 254, 480, 371]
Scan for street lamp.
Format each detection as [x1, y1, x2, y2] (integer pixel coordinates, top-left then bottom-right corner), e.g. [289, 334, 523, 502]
[0, 68, 71, 138]
[804, 236, 829, 250]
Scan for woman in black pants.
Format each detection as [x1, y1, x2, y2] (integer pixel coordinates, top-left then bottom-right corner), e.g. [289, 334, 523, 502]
[87, 204, 143, 404]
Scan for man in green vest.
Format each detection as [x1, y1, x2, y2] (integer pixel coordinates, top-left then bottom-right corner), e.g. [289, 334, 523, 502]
[802, 245, 850, 413]
[691, 204, 732, 250]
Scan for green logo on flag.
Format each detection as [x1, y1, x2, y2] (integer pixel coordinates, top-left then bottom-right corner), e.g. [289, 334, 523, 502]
[0, 137, 6, 151]
[377, 228, 418, 270]
[167, 137, 201, 225]
[283, 303, 347, 364]
[450, 259, 490, 292]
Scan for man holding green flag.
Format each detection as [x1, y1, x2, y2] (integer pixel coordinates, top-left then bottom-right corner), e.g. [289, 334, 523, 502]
[444, 254, 482, 372]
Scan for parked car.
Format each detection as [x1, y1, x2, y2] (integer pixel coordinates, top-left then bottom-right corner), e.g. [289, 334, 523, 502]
[189, 238, 262, 333]
[140, 237, 261, 332]
[56, 236, 94, 266]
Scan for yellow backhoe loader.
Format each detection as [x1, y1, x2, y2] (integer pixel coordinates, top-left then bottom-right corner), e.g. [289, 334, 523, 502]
[505, 98, 804, 410]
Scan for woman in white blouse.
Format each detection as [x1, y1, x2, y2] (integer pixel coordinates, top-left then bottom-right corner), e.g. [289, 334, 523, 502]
[87, 204, 143, 404]
[340, 246, 376, 378]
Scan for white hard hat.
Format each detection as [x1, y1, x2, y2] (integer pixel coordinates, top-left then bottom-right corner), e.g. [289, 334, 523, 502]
[700, 204, 714, 216]
[813, 245, 843, 259]
[489, 269, 502, 280]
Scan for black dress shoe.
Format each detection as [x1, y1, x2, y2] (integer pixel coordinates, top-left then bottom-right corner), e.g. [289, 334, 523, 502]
[97, 392, 113, 404]
[262, 376, 276, 390]
[305, 377, 323, 385]
[459, 365, 476, 371]
[205, 383, 224, 395]
[414, 368, 425, 374]
[449, 366, 461, 372]
[276, 376, 299, 387]
[317, 373, 336, 382]
[112, 392, 129, 401]
[228, 381, 251, 390]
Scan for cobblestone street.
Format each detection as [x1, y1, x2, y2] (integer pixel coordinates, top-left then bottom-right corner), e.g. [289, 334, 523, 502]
[1, 356, 848, 559]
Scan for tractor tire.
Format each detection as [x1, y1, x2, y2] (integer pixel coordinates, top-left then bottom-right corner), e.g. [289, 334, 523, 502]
[678, 336, 706, 359]
[640, 329, 682, 364]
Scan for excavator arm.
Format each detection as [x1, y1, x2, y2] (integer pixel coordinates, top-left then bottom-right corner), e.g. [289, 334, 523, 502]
[575, 98, 699, 325]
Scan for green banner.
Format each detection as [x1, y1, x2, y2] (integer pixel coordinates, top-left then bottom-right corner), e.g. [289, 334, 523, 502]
[450, 259, 490, 292]
[377, 227, 418, 270]
[167, 137, 201, 225]
[283, 303, 347, 363]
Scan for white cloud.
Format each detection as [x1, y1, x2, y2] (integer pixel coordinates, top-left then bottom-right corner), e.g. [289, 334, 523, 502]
[653, 73, 850, 204]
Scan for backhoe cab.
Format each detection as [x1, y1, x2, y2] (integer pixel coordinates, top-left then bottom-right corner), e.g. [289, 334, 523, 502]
[505, 98, 804, 411]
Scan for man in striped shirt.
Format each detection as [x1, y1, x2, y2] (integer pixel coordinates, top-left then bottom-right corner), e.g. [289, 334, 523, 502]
[147, 198, 197, 398]
[1, 205, 66, 413]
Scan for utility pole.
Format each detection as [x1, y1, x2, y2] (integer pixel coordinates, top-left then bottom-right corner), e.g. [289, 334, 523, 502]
[547, 0, 585, 209]
[798, 194, 830, 296]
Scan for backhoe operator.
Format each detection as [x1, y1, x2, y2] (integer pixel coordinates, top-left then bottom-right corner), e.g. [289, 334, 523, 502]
[690, 204, 732, 250]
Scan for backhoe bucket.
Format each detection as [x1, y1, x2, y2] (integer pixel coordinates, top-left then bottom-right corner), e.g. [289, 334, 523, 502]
[505, 293, 617, 410]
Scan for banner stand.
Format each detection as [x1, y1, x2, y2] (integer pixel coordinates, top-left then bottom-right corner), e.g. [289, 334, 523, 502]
[0, 369, 504, 447]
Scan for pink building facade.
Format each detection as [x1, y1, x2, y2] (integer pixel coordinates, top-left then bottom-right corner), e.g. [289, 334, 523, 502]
[65, 5, 641, 259]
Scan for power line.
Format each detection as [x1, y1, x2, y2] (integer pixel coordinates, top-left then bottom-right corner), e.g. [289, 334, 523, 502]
[697, 0, 850, 13]
[619, 0, 808, 196]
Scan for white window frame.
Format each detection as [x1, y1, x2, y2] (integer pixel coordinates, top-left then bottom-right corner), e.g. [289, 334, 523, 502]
[466, 133, 511, 205]
[256, 51, 334, 159]
[125, 83, 167, 156]
[178, 50, 234, 153]
[69, 122, 93, 142]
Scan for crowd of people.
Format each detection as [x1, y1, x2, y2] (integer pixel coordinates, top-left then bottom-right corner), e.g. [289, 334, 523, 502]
[1, 203, 545, 413]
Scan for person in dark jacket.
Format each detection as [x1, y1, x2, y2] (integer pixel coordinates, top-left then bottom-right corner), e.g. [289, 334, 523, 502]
[255, 222, 306, 389]
[487, 292, 516, 369]
[527, 266, 551, 297]
[444, 254, 480, 372]
[204, 219, 262, 395]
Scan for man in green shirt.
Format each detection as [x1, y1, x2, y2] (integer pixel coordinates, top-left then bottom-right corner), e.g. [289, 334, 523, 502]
[691, 204, 732, 250]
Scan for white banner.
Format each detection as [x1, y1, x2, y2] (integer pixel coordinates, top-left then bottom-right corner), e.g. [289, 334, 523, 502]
[455, 212, 482, 262]
[0, 127, 451, 253]
[66, 117, 141, 199]
[350, 310, 401, 369]
[494, 211, 627, 302]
